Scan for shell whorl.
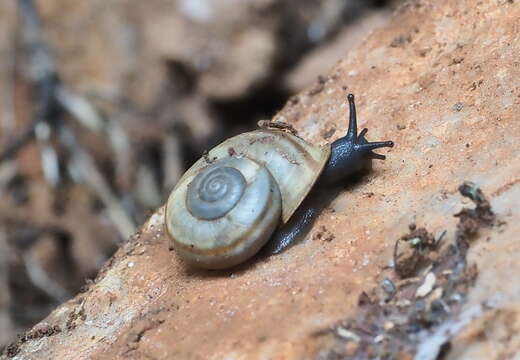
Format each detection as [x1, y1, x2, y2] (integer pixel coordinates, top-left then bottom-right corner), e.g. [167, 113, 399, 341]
[166, 156, 282, 269]
[187, 165, 246, 220]
[165, 130, 331, 269]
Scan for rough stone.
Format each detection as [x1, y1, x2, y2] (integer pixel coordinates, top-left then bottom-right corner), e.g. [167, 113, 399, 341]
[4, 0, 520, 359]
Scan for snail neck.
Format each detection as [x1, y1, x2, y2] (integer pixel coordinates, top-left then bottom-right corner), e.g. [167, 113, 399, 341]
[317, 137, 368, 186]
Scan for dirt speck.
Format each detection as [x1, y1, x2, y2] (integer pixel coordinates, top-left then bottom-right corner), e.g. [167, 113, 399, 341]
[66, 307, 87, 331]
[453, 102, 464, 112]
[321, 127, 336, 140]
[257, 120, 298, 135]
[202, 150, 217, 164]
[390, 34, 412, 48]
[307, 75, 327, 96]
[313, 225, 335, 243]
[3, 324, 61, 358]
[394, 225, 440, 279]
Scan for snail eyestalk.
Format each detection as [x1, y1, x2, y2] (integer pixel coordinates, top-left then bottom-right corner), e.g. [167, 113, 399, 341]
[346, 94, 357, 140]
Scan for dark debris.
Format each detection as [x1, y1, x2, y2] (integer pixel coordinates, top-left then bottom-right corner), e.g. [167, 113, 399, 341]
[317, 183, 497, 360]
[455, 182, 495, 253]
[202, 150, 217, 164]
[2, 324, 61, 358]
[65, 307, 87, 331]
[307, 75, 327, 96]
[313, 225, 336, 243]
[321, 127, 337, 140]
[394, 225, 441, 279]
[257, 120, 298, 135]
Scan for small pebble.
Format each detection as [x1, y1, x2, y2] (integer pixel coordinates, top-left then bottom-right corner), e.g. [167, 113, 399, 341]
[453, 102, 464, 112]
[374, 334, 385, 343]
[416, 272, 436, 298]
[336, 327, 360, 342]
[382, 278, 396, 301]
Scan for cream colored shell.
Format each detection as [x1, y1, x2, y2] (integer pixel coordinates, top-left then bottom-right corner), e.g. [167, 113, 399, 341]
[165, 129, 331, 269]
[166, 157, 281, 269]
[181, 130, 330, 222]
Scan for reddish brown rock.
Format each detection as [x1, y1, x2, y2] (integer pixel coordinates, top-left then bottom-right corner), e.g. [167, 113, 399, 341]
[4, 0, 520, 359]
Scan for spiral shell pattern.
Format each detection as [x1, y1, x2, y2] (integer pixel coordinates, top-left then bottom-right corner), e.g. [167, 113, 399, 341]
[165, 130, 331, 269]
[187, 165, 246, 220]
[166, 156, 282, 269]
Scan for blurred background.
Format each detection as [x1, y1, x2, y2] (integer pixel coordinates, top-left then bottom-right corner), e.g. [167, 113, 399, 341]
[0, 0, 400, 348]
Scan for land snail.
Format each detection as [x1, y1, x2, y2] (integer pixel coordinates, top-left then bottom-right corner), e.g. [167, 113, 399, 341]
[165, 94, 394, 269]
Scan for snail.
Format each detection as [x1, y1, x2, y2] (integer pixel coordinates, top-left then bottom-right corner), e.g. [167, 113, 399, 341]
[165, 94, 393, 269]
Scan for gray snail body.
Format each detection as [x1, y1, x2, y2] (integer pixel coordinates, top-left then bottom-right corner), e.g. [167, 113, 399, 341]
[165, 94, 393, 269]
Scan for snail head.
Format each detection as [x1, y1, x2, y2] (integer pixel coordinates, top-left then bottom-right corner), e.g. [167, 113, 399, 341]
[320, 94, 394, 184]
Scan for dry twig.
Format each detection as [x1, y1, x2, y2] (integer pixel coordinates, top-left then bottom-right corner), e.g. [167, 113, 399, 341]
[0, 229, 13, 346]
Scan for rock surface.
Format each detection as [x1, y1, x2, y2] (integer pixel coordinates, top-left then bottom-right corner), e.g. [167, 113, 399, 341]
[4, 0, 520, 359]
[0, 0, 390, 348]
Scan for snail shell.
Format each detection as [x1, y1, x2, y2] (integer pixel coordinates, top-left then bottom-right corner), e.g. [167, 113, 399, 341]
[166, 130, 330, 269]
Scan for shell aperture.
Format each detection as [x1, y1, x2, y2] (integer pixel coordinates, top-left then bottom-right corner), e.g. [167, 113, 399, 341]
[187, 165, 246, 220]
